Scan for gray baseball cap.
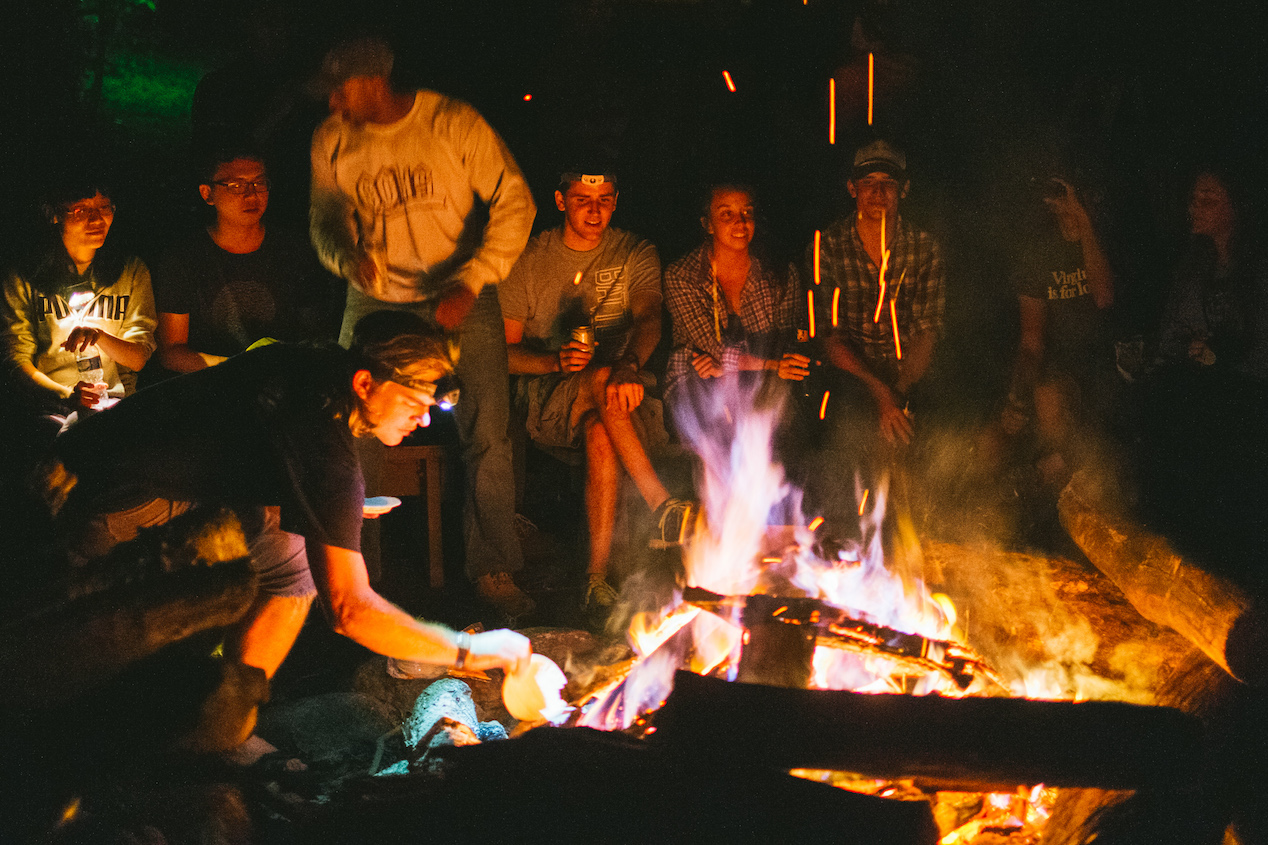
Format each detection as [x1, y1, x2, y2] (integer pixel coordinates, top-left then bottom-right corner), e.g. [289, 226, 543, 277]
[852, 139, 907, 181]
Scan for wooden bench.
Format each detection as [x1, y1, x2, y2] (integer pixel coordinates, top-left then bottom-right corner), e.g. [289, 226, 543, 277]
[380, 444, 447, 589]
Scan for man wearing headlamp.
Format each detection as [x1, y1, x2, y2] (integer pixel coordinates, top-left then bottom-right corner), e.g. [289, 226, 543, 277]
[45, 311, 530, 689]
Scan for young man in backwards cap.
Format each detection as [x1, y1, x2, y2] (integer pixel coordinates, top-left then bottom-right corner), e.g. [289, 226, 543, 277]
[501, 169, 688, 608]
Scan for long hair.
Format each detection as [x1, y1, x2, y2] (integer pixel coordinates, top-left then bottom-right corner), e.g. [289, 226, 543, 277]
[23, 171, 125, 297]
[345, 310, 458, 437]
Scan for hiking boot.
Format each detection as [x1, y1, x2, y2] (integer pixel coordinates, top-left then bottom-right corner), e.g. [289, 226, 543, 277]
[584, 575, 619, 609]
[649, 497, 700, 549]
[476, 571, 536, 618]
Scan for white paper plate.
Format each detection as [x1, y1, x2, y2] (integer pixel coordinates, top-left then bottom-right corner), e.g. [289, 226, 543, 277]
[363, 496, 402, 516]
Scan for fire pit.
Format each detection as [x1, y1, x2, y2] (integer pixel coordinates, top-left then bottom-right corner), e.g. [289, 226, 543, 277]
[542, 380, 1238, 844]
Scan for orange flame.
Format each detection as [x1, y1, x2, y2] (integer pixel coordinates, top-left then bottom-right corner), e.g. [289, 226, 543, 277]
[931, 592, 957, 628]
[572, 271, 582, 286]
[628, 605, 701, 658]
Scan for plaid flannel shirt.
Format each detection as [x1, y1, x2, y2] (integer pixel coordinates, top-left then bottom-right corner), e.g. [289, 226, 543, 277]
[664, 244, 798, 395]
[806, 215, 945, 384]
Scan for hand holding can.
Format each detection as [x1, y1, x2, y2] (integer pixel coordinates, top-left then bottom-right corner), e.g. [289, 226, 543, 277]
[559, 325, 594, 373]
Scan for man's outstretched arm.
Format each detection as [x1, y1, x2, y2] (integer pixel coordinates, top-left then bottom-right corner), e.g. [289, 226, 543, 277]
[307, 541, 530, 673]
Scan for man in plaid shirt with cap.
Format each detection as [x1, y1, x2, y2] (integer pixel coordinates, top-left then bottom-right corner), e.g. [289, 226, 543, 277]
[805, 139, 945, 446]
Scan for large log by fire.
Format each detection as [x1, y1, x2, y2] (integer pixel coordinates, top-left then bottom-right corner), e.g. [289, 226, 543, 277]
[318, 726, 941, 845]
[1058, 469, 1268, 687]
[650, 671, 1203, 792]
[0, 506, 256, 707]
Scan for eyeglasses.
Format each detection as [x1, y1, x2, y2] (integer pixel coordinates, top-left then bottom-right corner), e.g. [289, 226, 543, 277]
[213, 179, 271, 195]
[63, 203, 116, 223]
[392, 373, 460, 410]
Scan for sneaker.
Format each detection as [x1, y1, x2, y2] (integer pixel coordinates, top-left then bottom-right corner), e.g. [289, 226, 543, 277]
[649, 497, 699, 549]
[476, 571, 536, 618]
[584, 575, 619, 609]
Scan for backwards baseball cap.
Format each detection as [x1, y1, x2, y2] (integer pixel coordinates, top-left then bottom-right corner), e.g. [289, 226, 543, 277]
[852, 139, 907, 182]
[558, 171, 618, 190]
[307, 37, 394, 98]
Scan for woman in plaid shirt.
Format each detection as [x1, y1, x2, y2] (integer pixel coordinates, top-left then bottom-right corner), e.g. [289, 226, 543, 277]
[663, 184, 809, 413]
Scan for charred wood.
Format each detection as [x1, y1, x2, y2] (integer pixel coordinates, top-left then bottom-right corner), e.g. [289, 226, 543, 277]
[651, 671, 1202, 792]
[735, 594, 817, 688]
[312, 726, 940, 844]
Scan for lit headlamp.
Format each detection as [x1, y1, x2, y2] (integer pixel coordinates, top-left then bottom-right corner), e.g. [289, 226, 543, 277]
[433, 374, 460, 410]
[392, 373, 461, 411]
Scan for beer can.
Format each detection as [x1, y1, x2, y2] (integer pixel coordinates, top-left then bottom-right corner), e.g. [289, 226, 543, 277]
[571, 325, 595, 353]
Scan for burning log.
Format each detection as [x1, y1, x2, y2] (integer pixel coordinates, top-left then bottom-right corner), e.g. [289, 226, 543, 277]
[682, 587, 998, 691]
[651, 671, 1203, 792]
[1058, 469, 1268, 687]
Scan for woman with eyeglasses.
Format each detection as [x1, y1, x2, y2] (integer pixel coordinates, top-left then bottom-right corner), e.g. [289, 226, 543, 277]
[152, 147, 338, 376]
[1, 169, 156, 427]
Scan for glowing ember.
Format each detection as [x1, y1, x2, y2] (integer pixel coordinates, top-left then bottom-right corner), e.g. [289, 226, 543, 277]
[572, 271, 582, 286]
[522, 93, 533, 102]
[890, 297, 903, 360]
[807, 289, 816, 338]
[828, 78, 836, 144]
[867, 52, 875, 126]
[873, 211, 888, 323]
[831, 286, 840, 327]
[723, 70, 736, 92]
[813, 230, 822, 285]
[818, 390, 829, 420]
[858, 488, 869, 515]
[808, 516, 824, 532]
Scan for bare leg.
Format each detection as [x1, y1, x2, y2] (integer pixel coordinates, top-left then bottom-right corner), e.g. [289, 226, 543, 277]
[584, 415, 620, 578]
[224, 593, 315, 679]
[572, 367, 671, 511]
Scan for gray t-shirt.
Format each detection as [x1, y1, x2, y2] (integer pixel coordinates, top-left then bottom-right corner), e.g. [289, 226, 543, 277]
[500, 226, 660, 365]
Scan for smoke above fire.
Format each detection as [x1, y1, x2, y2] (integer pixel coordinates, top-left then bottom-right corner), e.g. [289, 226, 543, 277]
[573, 376, 1160, 731]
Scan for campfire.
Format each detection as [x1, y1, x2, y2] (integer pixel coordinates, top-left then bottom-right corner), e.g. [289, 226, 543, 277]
[5, 378, 1260, 844]
[550, 379, 1214, 843]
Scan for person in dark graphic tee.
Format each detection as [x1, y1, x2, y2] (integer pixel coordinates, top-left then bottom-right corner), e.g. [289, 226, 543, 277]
[153, 148, 337, 376]
[1, 172, 156, 429]
[47, 311, 530, 693]
[308, 36, 536, 617]
[980, 172, 1116, 499]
